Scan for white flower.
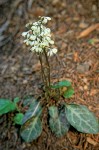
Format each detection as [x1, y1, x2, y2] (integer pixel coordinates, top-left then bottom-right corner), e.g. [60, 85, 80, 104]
[33, 22, 38, 26]
[47, 48, 57, 56]
[29, 41, 34, 46]
[46, 17, 51, 20]
[22, 32, 28, 37]
[46, 37, 51, 41]
[24, 39, 29, 45]
[31, 25, 37, 31]
[42, 18, 48, 24]
[40, 28, 51, 37]
[40, 16, 51, 24]
[52, 48, 57, 54]
[22, 16, 57, 55]
[45, 28, 51, 34]
[27, 33, 30, 38]
[49, 40, 54, 44]
[40, 41, 49, 48]
[30, 46, 36, 51]
[29, 35, 36, 40]
[35, 47, 42, 53]
[37, 38, 41, 43]
[34, 41, 38, 46]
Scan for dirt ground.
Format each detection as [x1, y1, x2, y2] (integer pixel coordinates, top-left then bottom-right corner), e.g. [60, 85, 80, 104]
[0, 0, 99, 150]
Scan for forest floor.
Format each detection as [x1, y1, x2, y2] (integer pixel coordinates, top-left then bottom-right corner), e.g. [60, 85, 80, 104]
[0, 0, 99, 150]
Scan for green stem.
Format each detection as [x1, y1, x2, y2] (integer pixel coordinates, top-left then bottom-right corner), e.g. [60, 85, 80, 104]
[44, 49, 51, 87]
[39, 50, 51, 101]
[55, 54, 61, 99]
[39, 54, 48, 87]
[43, 49, 51, 101]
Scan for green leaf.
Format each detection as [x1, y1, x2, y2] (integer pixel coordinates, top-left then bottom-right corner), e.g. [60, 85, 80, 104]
[14, 113, 24, 125]
[20, 116, 42, 142]
[22, 99, 42, 124]
[63, 88, 74, 98]
[13, 97, 20, 104]
[49, 106, 70, 137]
[13, 97, 20, 112]
[51, 80, 71, 89]
[0, 99, 17, 115]
[65, 104, 99, 134]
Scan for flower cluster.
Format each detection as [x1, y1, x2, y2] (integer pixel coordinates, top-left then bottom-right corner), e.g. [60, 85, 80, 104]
[22, 16, 57, 56]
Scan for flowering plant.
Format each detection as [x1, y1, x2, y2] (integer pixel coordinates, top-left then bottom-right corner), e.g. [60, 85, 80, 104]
[22, 16, 58, 97]
[0, 17, 98, 144]
[20, 17, 98, 142]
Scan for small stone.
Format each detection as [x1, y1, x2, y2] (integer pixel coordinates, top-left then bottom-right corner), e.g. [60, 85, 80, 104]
[23, 80, 28, 84]
[79, 22, 88, 29]
[22, 143, 26, 149]
[79, 86, 83, 91]
[87, 137, 97, 146]
[26, 143, 31, 147]
[52, 0, 61, 6]
[84, 85, 88, 90]
[92, 5, 97, 12]
[86, 91, 89, 95]
[82, 78, 87, 83]
[77, 62, 90, 73]
[23, 67, 32, 75]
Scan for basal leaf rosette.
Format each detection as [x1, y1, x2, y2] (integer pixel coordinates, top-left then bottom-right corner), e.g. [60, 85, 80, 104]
[22, 16, 57, 56]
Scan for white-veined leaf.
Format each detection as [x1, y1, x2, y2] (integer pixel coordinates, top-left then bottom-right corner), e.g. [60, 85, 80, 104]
[65, 104, 99, 134]
[21, 116, 42, 142]
[22, 99, 42, 124]
[49, 106, 70, 137]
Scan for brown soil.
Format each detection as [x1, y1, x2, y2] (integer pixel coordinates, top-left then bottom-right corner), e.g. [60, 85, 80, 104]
[0, 0, 99, 150]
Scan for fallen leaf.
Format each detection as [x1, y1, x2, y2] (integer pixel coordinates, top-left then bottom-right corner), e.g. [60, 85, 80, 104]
[77, 23, 99, 39]
[73, 52, 80, 62]
[57, 24, 67, 34]
[82, 78, 88, 84]
[84, 85, 88, 90]
[87, 137, 97, 146]
[90, 89, 99, 96]
[79, 22, 88, 29]
[67, 131, 79, 145]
